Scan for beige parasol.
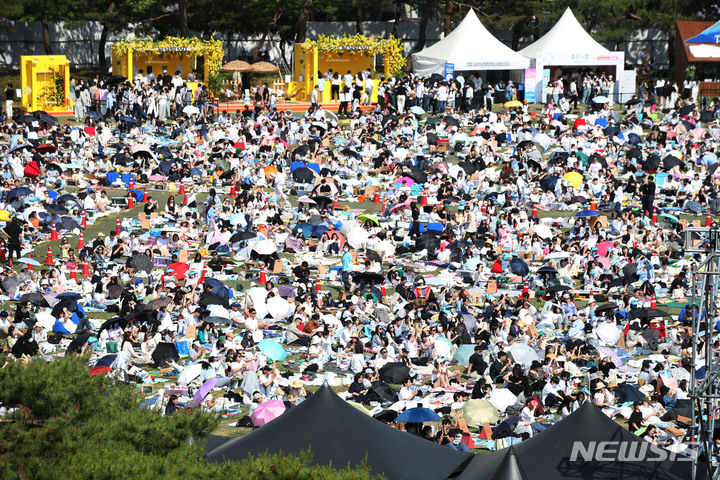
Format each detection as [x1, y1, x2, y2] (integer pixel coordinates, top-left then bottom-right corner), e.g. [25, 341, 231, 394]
[220, 60, 253, 73]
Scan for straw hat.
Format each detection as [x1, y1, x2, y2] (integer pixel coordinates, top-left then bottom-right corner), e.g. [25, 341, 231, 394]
[292, 379, 303, 389]
[596, 381, 607, 389]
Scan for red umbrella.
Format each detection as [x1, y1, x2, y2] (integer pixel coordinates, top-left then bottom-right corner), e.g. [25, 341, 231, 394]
[24, 161, 41, 178]
[168, 262, 189, 280]
[90, 366, 112, 376]
[36, 144, 57, 154]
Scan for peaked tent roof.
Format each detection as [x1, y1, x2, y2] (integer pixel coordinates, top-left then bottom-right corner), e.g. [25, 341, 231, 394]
[686, 19, 720, 44]
[519, 8, 610, 58]
[457, 401, 696, 480]
[487, 446, 528, 480]
[205, 385, 471, 480]
[412, 10, 529, 76]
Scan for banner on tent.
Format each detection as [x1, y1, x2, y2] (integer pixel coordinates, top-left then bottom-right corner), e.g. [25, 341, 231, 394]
[445, 63, 454, 81]
[524, 69, 536, 103]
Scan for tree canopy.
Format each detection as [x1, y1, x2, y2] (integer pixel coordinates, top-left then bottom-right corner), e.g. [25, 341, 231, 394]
[0, 356, 378, 480]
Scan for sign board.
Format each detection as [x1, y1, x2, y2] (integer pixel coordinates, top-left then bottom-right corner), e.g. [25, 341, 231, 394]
[444, 63, 454, 81]
[524, 69, 536, 103]
[617, 69, 637, 104]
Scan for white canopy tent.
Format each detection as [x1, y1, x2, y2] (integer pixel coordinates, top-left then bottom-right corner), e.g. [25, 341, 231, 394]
[519, 8, 629, 103]
[412, 10, 529, 77]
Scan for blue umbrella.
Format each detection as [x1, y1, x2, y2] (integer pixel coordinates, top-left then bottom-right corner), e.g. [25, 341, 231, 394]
[539, 175, 559, 192]
[9, 143, 32, 154]
[95, 354, 117, 368]
[576, 209, 600, 218]
[257, 339, 287, 361]
[453, 344, 476, 365]
[85, 111, 103, 119]
[293, 222, 313, 238]
[204, 278, 229, 298]
[7, 186, 33, 200]
[509, 257, 529, 277]
[312, 225, 329, 239]
[119, 116, 138, 124]
[410, 106, 425, 115]
[57, 292, 82, 300]
[396, 407, 441, 423]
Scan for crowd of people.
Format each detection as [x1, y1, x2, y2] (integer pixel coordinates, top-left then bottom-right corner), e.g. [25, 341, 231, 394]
[0, 67, 718, 460]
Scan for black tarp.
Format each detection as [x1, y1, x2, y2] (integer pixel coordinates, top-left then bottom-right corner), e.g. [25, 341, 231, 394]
[205, 385, 470, 479]
[457, 401, 697, 480]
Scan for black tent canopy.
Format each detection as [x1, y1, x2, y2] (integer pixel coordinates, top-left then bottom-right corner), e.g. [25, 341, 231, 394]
[205, 385, 470, 479]
[457, 401, 696, 480]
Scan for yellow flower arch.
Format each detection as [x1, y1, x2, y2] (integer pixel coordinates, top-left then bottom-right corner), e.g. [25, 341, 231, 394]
[302, 34, 407, 76]
[112, 37, 224, 76]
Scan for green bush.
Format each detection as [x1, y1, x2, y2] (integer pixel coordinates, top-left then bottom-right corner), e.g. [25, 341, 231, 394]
[0, 357, 380, 480]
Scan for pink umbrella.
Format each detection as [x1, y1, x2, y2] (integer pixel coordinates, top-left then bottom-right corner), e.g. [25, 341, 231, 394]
[596, 241, 615, 257]
[149, 175, 166, 181]
[193, 377, 218, 405]
[250, 399, 286, 426]
[130, 144, 152, 155]
[297, 196, 316, 204]
[395, 176, 415, 186]
[691, 128, 706, 140]
[389, 201, 411, 213]
[596, 256, 610, 268]
[666, 130, 677, 139]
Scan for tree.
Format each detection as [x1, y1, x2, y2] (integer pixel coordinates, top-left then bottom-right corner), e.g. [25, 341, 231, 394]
[0, 356, 379, 480]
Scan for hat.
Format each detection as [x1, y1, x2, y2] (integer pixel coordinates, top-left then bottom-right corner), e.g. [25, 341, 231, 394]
[607, 380, 618, 388]
[596, 381, 606, 389]
[231, 302, 240, 308]
[311, 336, 321, 345]
[292, 379, 303, 388]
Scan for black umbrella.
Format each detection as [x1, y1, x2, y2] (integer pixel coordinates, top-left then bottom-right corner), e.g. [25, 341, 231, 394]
[615, 383, 644, 403]
[56, 194, 82, 206]
[609, 275, 634, 287]
[678, 104, 693, 117]
[662, 155, 683, 171]
[588, 153, 608, 169]
[45, 204, 69, 216]
[292, 167, 315, 183]
[414, 234, 441, 254]
[119, 116, 138, 124]
[16, 115, 37, 124]
[67, 332, 93, 355]
[151, 342, 179, 367]
[378, 362, 410, 384]
[382, 114, 398, 126]
[622, 263, 638, 278]
[540, 175, 559, 192]
[107, 284, 125, 300]
[493, 416, 521, 437]
[447, 240, 471, 251]
[595, 303, 618, 313]
[626, 148, 642, 161]
[406, 166, 428, 184]
[628, 308, 671, 319]
[370, 381, 399, 403]
[59, 216, 80, 231]
[204, 315, 232, 325]
[127, 254, 153, 274]
[642, 154, 661, 171]
[293, 144, 311, 157]
[51, 298, 78, 318]
[19, 292, 47, 305]
[106, 75, 128, 85]
[98, 316, 128, 334]
[85, 111, 103, 119]
[443, 115, 460, 128]
[458, 161, 477, 175]
[157, 160, 174, 175]
[603, 125, 620, 138]
[427, 132, 439, 146]
[352, 272, 385, 285]
[199, 291, 230, 309]
[230, 231, 256, 243]
[311, 196, 333, 208]
[373, 409, 399, 423]
[547, 284, 571, 293]
[537, 266, 557, 275]
[40, 114, 57, 125]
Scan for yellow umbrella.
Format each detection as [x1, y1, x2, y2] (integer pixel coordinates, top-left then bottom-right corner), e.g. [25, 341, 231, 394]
[504, 100, 522, 108]
[461, 399, 500, 425]
[347, 401, 372, 415]
[563, 171, 584, 189]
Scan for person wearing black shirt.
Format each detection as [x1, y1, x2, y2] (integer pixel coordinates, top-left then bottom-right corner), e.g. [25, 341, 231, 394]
[292, 261, 311, 284]
[208, 252, 224, 272]
[467, 345, 488, 376]
[4, 83, 14, 118]
[347, 373, 368, 402]
[628, 401, 644, 432]
[639, 175, 656, 217]
[2, 217, 23, 261]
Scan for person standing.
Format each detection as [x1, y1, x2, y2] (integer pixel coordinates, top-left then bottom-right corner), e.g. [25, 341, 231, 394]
[639, 175, 656, 218]
[5, 83, 14, 119]
[341, 245, 353, 291]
